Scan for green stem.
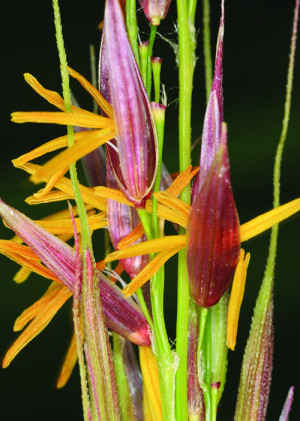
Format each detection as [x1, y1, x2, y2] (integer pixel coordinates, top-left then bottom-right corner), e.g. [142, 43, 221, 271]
[52, 1, 91, 418]
[176, 0, 195, 418]
[197, 307, 208, 358]
[203, 0, 213, 102]
[126, 0, 140, 67]
[137, 208, 175, 420]
[112, 333, 135, 420]
[146, 24, 157, 99]
[152, 106, 166, 238]
[263, 0, 299, 300]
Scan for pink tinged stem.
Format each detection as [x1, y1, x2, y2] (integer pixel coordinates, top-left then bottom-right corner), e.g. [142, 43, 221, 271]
[234, 295, 274, 421]
[279, 387, 294, 421]
[104, 0, 158, 207]
[192, 1, 225, 201]
[186, 128, 240, 308]
[0, 199, 151, 347]
[83, 247, 120, 420]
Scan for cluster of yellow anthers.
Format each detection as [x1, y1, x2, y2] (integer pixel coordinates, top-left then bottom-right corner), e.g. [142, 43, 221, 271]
[5, 69, 300, 403]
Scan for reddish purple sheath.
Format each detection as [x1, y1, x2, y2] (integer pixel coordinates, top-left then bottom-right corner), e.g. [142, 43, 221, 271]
[186, 138, 240, 308]
[104, 0, 158, 208]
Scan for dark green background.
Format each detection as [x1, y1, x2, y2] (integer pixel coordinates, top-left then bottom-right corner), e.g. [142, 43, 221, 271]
[0, 0, 299, 420]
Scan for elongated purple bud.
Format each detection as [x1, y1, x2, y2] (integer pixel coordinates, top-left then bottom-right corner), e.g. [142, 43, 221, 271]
[0, 199, 151, 346]
[99, 34, 150, 279]
[138, 0, 172, 25]
[192, 0, 224, 201]
[279, 387, 294, 421]
[104, 0, 158, 207]
[186, 127, 240, 307]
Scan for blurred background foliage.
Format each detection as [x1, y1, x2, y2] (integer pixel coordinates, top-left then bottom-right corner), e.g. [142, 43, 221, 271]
[0, 0, 299, 420]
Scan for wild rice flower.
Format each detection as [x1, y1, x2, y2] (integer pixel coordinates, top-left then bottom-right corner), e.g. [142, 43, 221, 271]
[187, 127, 240, 307]
[104, 0, 158, 208]
[0, 198, 151, 369]
[138, 0, 173, 25]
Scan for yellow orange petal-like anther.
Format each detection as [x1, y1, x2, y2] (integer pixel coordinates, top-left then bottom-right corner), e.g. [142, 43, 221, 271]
[2, 285, 71, 368]
[240, 198, 300, 242]
[67, 67, 114, 118]
[164, 165, 199, 197]
[56, 333, 78, 389]
[31, 128, 115, 184]
[117, 222, 144, 249]
[139, 347, 163, 421]
[122, 245, 184, 297]
[227, 249, 250, 350]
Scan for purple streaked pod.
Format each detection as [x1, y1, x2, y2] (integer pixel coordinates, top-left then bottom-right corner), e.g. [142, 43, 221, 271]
[192, 0, 224, 201]
[186, 126, 240, 308]
[104, 0, 158, 208]
[0, 199, 151, 346]
[234, 296, 274, 421]
[99, 32, 150, 279]
[107, 158, 149, 279]
[138, 0, 172, 25]
[279, 387, 294, 421]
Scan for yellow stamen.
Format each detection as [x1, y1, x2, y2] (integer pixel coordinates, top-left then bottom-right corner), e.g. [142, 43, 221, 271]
[20, 162, 107, 211]
[227, 249, 250, 350]
[11, 110, 114, 128]
[106, 235, 186, 262]
[165, 165, 199, 197]
[154, 191, 190, 220]
[35, 212, 106, 234]
[240, 198, 300, 242]
[14, 282, 63, 331]
[139, 347, 163, 421]
[26, 189, 74, 204]
[0, 241, 62, 284]
[31, 128, 115, 184]
[122, 245, 184, 297]
[3, 285, 71, 368]
[67, 67, 114, 118]
[24, 73, 66, 111]
[95, 186, 134, 207]
[117, 222, 144, 249]
[12, 130, 92, 168]
[56, 333, 78, 389]
[13, 266, 32, 284]
[143, 388, 155, 421]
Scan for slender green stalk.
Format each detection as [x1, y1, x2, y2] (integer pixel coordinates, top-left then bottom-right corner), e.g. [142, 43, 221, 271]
[203, 0, 213, 102]
[89, 44, 99, 114]
[126, 0, 140, 67]
[137, 208, 175, 420]
[197, 307, 208, 360]
[139, 42, 149, 87]
[152, 59, 162, 103]
[188, 0, 198, 23]
[52, 0, 91, 252]
[263, 0, 299, 300]
[152, 106, 166, 237]
[52, 1, 91, 418]
[176, 0, 196, 417]
[146, 24, 157, 99]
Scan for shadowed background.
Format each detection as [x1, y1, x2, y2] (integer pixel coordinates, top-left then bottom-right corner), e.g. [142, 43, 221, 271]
[0, 0, 299, 420]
